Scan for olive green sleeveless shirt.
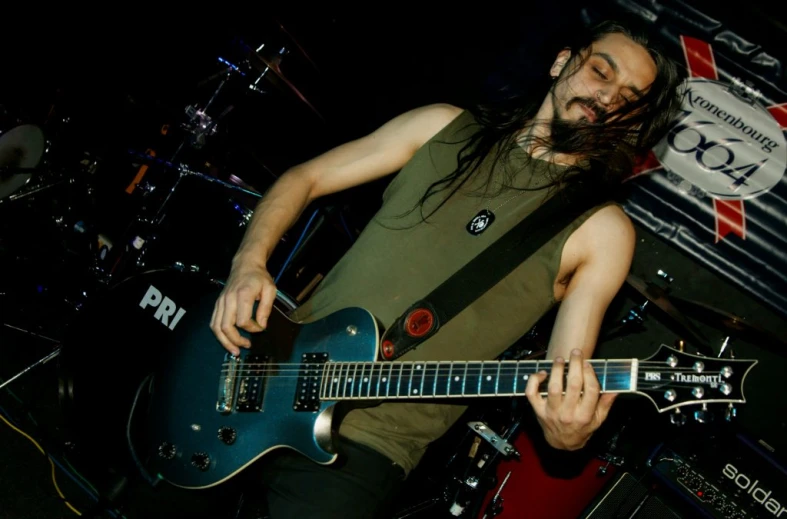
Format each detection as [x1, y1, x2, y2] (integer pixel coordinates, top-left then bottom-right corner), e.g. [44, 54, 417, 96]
[289, 109, 612, 475]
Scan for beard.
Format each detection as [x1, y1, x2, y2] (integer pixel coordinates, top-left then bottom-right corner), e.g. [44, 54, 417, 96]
[546, 95, 610, 154]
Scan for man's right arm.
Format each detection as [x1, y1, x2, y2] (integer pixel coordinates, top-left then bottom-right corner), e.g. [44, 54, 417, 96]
[212, 103, 463, 353]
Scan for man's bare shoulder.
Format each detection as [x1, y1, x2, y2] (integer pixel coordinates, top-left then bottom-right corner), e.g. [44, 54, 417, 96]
[403, 103, 464, 133]
[585, 204, 636, 243]
[576, 204, 636, 270]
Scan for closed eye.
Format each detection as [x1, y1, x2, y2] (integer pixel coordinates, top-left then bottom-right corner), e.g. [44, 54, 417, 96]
[593, 67, 607, 80]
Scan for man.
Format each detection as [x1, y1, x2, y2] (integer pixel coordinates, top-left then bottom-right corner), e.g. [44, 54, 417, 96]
[211, 17, 684, 518]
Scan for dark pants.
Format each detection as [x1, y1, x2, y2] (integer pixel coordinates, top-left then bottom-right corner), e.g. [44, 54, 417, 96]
[249, 436, 406, 519]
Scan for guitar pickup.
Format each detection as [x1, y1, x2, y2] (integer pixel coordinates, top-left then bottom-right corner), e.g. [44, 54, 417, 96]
[292, 352, 329, 412]
[236, 352, 270, 412]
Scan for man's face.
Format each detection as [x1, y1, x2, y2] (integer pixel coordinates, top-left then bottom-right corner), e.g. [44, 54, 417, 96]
[550, 32, 658, 124]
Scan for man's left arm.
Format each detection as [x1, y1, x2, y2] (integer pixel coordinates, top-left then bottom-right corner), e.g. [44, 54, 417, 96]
[525, 207, 636, 450]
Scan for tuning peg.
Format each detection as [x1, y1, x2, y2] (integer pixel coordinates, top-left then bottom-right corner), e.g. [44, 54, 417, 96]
[725, 403, 737, 422]
[693, 403, 713, 423]
[670, 409, 687, 426]
[657, 269, 674, 284]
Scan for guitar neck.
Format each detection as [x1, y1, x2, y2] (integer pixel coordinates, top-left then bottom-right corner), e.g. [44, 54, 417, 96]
[319, 359, 637, 401]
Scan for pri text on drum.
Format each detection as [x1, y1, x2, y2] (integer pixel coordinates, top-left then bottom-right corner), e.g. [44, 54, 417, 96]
[139, 285, 188, 330]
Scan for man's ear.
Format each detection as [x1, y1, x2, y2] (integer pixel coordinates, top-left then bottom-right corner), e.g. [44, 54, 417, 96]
[550, 48, 572, 78]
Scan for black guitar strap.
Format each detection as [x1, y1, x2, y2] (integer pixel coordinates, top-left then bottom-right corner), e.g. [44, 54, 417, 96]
[379, 181, 606, 360]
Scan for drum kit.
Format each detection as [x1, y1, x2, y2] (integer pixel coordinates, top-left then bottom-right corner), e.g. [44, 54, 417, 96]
[0, 30, 331, 408]
[0, 27, 336, 517]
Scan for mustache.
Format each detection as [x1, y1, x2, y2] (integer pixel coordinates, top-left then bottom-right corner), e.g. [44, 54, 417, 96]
[569, 97, 606, 121]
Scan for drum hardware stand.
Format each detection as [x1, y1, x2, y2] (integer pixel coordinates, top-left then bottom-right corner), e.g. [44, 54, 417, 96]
[596, 424, 627, 476]
[0, 346, 60, 390]
[480, 471, 511, 519]
[467, 422, 520, 458]
[116, 150, 261, 273]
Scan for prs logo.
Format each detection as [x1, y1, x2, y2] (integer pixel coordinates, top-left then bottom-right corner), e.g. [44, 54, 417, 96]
[139, 285, 187, 330]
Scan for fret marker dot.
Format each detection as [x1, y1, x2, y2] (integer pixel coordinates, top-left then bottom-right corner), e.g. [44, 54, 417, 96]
[454, 376, 460, 382]
[523, 375, 528, 380]
[347, 378, 352, 383]
[363, 377, 369, 383]
[382, 377, 387, 382]
[412, 389, 418, 394]
[416, 365, 422, 370]
[486, 375, 492, 381]
[333, 378, 339, 383]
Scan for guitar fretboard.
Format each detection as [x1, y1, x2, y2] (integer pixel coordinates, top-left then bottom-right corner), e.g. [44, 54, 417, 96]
[318, 360, 636, 401]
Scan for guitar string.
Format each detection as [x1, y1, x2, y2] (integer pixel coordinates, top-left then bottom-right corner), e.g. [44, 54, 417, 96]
[217, 360, 734, 367]
[217, 366, 731, 375]
[216, 376, 733, 390]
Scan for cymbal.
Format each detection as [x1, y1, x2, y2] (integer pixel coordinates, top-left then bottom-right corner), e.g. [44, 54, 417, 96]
[670, 295, 787, 354]
[245, 44, 325, 122]
[625, 273, 712, 352]
[0, 125, 45, 200]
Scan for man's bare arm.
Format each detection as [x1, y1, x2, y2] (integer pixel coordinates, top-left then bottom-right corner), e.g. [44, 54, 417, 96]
[526, 206, 636, 449]
[233, 103, 464, 268]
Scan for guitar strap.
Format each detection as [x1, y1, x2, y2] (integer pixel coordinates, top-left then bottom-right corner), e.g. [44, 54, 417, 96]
[379, 181, 606, 361]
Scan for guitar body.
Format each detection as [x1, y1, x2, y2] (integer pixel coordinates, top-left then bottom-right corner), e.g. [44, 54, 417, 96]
[143, 289, 380, 489]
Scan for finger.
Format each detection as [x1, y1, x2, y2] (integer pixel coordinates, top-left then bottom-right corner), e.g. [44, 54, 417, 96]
[577, 360, 602, 421]
[563, 349, 585, 408]
[547, 357, 565, 411]
[212, 296, 240, 356]
[256, 281, 277, 329]
[210, 298, 219, 330]
[236, 286, 264, 333]
[525, 370, 549, 415]
[220, 292, 251, 349]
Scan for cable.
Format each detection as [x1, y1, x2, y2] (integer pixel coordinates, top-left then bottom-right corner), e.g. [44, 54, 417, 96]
[0, 411, 82, 516]
[0, 407, 126, 518]
[339, 211, 356, 242]
[274, 208, 320, 284]
[64, 457, 99, 496]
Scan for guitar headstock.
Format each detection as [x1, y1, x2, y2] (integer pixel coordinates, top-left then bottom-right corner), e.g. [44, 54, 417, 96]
[636, 344, 758, 414]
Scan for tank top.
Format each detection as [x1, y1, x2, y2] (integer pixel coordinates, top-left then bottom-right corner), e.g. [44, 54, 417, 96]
[289, 109, 614, 475]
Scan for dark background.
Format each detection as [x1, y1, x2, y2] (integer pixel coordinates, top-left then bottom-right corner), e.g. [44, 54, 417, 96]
[1, 3, 785, 518]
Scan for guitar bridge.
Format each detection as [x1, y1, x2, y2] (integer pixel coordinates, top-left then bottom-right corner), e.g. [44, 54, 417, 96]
[217, 353, 240, 413]
[292, 352, 329, 412]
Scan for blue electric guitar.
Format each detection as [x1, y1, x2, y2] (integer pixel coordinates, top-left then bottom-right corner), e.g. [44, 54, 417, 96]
[140, 291, 758, 490]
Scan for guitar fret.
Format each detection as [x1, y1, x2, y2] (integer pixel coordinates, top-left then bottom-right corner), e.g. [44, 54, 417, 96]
[495, 363, 501, 395]
[602, 361, 608, 392]
[447, 362, 454, 396]
[479, 362, 497, 395]
[326, 363, 333, 399]
[359, 363, 369, 398]
[513, 362, 519, 394]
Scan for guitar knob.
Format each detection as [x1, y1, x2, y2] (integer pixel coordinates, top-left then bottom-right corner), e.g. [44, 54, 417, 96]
[725, 403, 737, 422]
[191, 452, 211, 471]
[218, 426, 237, 445]
[693, 404, 713, 423]
[670, 409, 687, 426]
[157, 441, 176, 460]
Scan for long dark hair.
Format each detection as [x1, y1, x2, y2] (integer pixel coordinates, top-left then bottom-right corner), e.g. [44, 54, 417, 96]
[402, 17, 686, 223]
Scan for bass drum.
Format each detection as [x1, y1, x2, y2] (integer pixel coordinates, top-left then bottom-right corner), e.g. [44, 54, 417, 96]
[57, 267, 298, 479]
